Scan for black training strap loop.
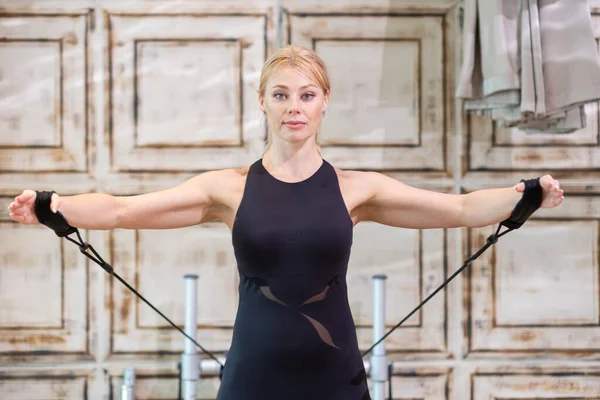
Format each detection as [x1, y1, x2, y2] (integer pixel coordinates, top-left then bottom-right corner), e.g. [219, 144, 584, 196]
[501, 178, 543, 230]
[34, 191, 77, 237]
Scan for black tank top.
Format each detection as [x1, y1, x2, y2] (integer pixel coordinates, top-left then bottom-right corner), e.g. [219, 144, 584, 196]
[217, 159, 370, 400]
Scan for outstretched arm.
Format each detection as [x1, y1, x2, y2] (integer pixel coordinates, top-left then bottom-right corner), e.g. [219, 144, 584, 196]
[8, 171, 223, 230]
[356, 172, 564, 229]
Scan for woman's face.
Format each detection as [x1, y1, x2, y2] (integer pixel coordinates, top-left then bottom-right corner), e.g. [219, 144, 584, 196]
[259, 66, 328, 146]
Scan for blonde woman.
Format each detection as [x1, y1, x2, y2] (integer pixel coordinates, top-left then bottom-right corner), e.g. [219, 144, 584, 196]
[9, 45, 564, 400]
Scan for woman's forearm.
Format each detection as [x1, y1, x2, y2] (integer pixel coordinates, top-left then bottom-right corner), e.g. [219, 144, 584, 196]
[461, 186, 522, 228]
[57, 193, 120, 230]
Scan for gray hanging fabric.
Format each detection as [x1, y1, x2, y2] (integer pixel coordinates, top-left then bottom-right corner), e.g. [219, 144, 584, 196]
[456, 0, 600, 133]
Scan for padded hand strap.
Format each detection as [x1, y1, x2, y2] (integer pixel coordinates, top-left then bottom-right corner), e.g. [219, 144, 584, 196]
[34, 190, 77, 237]
[501, 178, 543, 230]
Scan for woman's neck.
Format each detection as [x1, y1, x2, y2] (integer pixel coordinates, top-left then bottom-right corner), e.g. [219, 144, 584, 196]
[262, 140, 322, 182]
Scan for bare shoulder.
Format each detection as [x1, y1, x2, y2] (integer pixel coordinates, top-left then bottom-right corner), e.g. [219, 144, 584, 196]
[331, 165, 380, 224]
[203, 166, 249, 181]
[332, 165, 378, 196]
[200, 166, 250, 228]
[202, 166, 249, 201]
[205, 166, 249, 182]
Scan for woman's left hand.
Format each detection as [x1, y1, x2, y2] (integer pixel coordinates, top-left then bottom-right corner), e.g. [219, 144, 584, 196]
[515, 175, 564, 209]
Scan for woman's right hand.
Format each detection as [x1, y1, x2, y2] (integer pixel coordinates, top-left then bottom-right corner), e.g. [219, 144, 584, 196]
[8, 190, 61, 225]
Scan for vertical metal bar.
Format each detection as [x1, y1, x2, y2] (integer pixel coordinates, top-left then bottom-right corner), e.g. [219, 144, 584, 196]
[371, 275, 388, 400]
[181, 274, 199, 400]
[121, 368, 135, 400]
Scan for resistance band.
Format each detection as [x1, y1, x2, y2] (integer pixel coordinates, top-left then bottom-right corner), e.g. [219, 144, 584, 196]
[32, 178, 542, 369]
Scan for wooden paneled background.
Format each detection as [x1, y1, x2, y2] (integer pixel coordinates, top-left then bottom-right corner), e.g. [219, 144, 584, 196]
[1, 0, 599, 398]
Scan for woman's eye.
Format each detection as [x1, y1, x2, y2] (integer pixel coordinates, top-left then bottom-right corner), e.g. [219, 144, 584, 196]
[274, 93, 286, 99]
[302, 93, 315, 100]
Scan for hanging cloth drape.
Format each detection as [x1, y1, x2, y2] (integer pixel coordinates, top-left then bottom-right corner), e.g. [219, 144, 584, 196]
[456, 0, 600, 133]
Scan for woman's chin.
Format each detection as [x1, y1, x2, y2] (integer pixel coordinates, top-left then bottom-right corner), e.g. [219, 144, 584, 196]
[277, 130, 315, 144]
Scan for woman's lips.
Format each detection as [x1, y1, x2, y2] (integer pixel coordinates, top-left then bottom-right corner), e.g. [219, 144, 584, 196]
[284, 121, 306, 129]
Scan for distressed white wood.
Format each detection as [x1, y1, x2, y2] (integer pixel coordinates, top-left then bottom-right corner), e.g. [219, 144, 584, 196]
[0, 220, 89, 357]
[319, 40, 421, 146]
[467, 113, 600, 172]
[494, 220, 598, 326]
[349, 222, 447, 354]
[385, 370, 448, 400]
[468, 193, 600, 354]
[281, 0, 456, 13]
[0, 14, 89, 172]
[0, 225, 63, 328]
[110, 223, 239, 355]
[473, 373, 600, 399]
[109, 366, 221, 400]
[284, 13, 449, 173]
[0, 371, 90, 399]
[134, 40, 241, 147]
[109, 13, 268, 172]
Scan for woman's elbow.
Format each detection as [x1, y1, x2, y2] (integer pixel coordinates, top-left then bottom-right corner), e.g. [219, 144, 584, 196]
[456, 194, 477, 228]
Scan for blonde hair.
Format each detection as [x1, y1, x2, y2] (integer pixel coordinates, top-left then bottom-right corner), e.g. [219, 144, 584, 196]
[258, 45, 331, 154]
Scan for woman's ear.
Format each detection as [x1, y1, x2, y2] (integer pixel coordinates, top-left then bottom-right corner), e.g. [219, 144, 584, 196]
[322, 91, 330, 113]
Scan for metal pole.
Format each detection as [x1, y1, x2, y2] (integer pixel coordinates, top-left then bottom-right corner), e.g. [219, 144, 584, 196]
[121, 367, 135, 400]
[181, 274, 199, 400]
[371, 275, 388, 400]
[201, 359, 224, 376]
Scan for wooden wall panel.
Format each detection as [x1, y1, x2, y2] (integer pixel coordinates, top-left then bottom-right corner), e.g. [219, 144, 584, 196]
[0, 197, 90, 361]
[283, 11, 452, 177]
[349, 222, 448, 355]
[109, 366, 220, 400]
[473, 373, 600, 399]
[0, 13, 89, 173]
[0, 370, 91, 399]
[465, 188, 600, 357]
[110, 223, 239, 356]
[108, 12, 269, 172]
[386, 371, 448, 399]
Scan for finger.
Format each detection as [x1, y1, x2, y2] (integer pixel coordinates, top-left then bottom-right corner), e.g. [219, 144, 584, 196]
[9, 212, 24, 222]
[16, 190, 36, 203]
[514, 182, 525, 192]
[9, 200, 27, 212]
[9, 201, 27, 211]
[50, 193, 60, 214]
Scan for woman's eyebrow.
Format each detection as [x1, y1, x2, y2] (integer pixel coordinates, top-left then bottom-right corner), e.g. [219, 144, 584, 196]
[270, 84, 319, 90]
